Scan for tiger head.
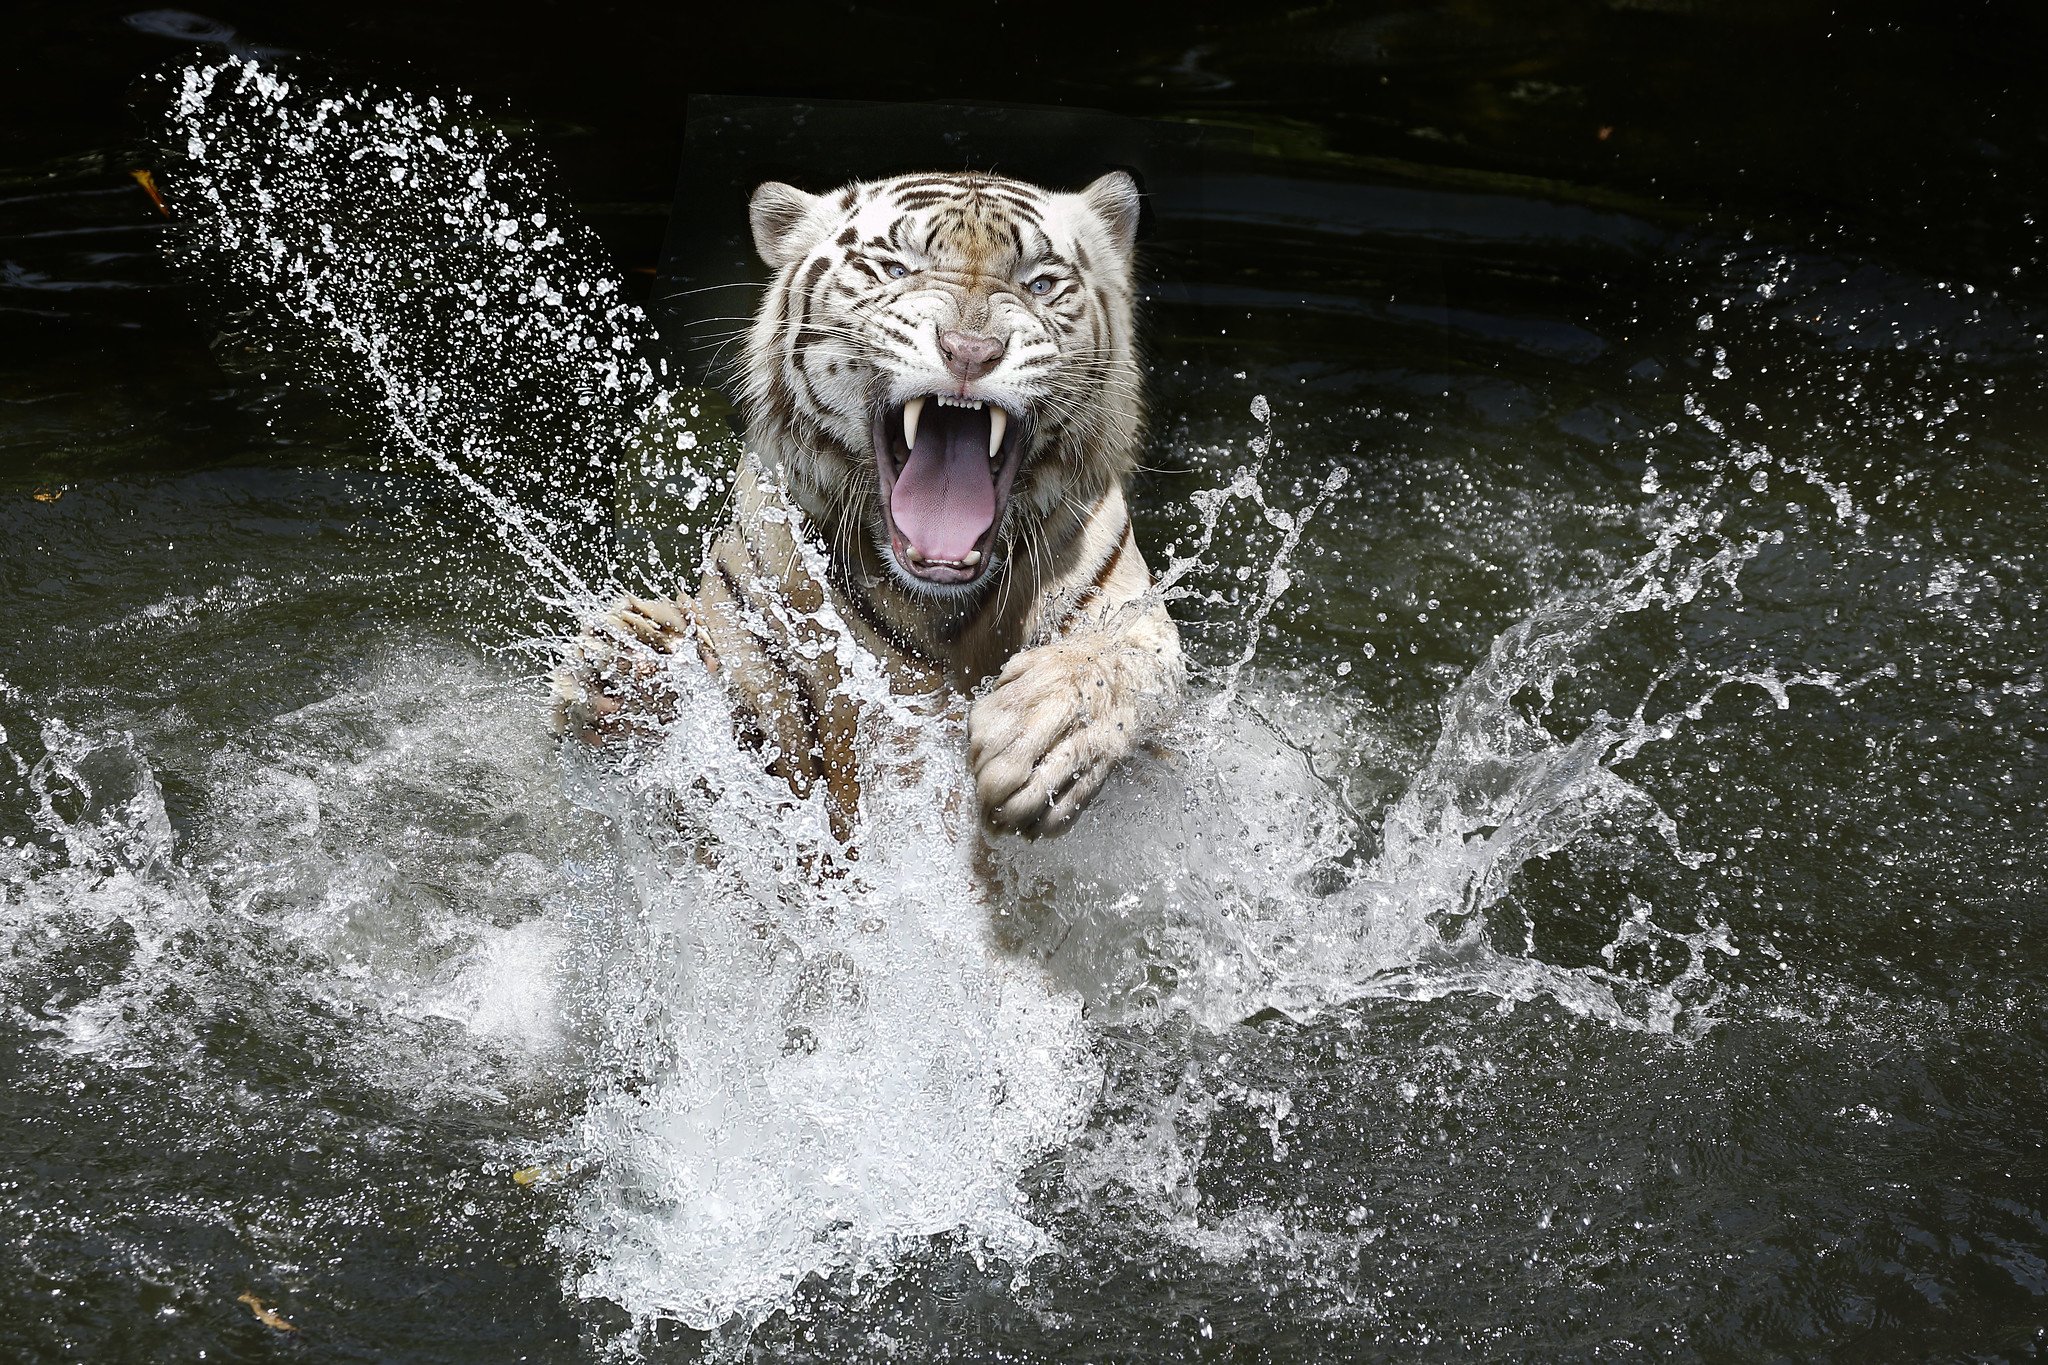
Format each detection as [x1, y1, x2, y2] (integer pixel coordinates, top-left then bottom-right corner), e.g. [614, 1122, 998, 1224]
[740, 170, 1144, 598]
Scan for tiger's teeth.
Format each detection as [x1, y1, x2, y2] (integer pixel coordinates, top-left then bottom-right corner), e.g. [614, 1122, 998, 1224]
[962, 550, 982, 566]
[986, 407, 1007, 465]
[902, 395, 925, 452]
[906, 545, 924, 563]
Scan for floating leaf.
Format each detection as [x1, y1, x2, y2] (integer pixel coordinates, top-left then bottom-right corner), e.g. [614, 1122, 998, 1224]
[237, 1293, 297, 1332]
[513, 1160, 576, 1187]
[130, 168, 169, 216]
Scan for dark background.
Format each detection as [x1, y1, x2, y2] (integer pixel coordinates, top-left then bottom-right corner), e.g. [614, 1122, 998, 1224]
[6, 0, 2046, 322]
[11, 0, 2046, 489]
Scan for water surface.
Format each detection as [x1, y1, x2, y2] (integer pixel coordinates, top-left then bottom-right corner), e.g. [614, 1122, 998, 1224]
[3, 5, 2046, 1361]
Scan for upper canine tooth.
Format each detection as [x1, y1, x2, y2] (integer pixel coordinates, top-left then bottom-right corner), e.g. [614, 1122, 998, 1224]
[986, 407, 1007, 463]
[902, 396, 925, 452]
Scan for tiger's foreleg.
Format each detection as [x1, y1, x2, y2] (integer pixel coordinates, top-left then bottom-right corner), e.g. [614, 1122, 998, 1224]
[967, 528, 1183, 838]
[551, 593, 700, 748]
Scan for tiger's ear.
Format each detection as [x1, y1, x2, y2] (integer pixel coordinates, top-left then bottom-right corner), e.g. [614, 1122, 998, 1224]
[1080, 170, 1141, 269]
[749, 182, 824, 271]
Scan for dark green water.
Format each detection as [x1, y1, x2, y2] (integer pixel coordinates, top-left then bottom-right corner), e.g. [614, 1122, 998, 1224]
[4, 3, 2046, 1361]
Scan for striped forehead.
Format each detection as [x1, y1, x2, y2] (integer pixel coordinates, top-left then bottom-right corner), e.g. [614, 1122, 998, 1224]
[844, 174, 1057, 261]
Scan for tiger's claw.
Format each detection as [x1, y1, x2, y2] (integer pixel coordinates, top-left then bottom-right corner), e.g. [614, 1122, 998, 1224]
[552, 593, 695, 748]
[967, 636, 1161, 837]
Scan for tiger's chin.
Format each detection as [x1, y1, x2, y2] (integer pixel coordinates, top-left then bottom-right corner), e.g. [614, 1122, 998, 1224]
[869, 396, 1027, 594]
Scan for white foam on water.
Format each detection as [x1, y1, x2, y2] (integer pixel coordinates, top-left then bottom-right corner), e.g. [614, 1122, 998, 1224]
[137, 57, 1888, 1354]
[0, 651, 591, 1107]
[515, 547, 1096, 1341]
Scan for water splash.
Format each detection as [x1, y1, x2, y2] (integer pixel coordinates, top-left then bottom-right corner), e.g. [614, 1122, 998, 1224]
[122, 56, 1896, 1354]
[0, 653, 589, 1095]
[527, 594, 1101, 1344]
[157, 57, 722, 601]
[988, 406, 1871, 1039]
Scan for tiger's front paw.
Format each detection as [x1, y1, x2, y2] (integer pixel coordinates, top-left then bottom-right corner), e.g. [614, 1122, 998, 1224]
[552, 594, 694, 748]
[967, 639, 1153, 838]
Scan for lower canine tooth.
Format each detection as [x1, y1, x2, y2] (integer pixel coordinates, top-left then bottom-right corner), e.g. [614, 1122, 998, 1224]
[962, 550, 981, 566]
[986, 407, 1007, 464]
[906, 546, 924, 563]
[902, 395, 925, 452]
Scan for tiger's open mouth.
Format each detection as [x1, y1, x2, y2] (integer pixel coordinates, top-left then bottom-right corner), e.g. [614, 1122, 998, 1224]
[870, 395, 1024, 588]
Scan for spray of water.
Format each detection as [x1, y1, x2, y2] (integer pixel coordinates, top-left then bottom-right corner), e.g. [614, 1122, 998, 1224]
[156, 58, 720, 601]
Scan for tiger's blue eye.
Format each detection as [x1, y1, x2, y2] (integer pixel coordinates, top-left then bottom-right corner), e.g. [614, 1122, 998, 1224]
[887, 263, 909, 279]
[1029, 277, 1054, 296]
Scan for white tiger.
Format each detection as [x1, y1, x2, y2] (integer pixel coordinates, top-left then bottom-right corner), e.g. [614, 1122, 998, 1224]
[557, 169, 1182, 842]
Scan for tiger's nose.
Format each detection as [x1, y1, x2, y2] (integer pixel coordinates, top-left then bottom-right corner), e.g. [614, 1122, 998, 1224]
[939, 330, 1005, 380]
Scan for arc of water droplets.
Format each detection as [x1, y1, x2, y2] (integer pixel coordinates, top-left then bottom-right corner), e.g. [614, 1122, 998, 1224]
[163, 58, 682, 610]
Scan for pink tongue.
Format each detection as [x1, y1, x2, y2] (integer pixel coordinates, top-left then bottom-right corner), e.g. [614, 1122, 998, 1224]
[891, 407, 994, 561]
